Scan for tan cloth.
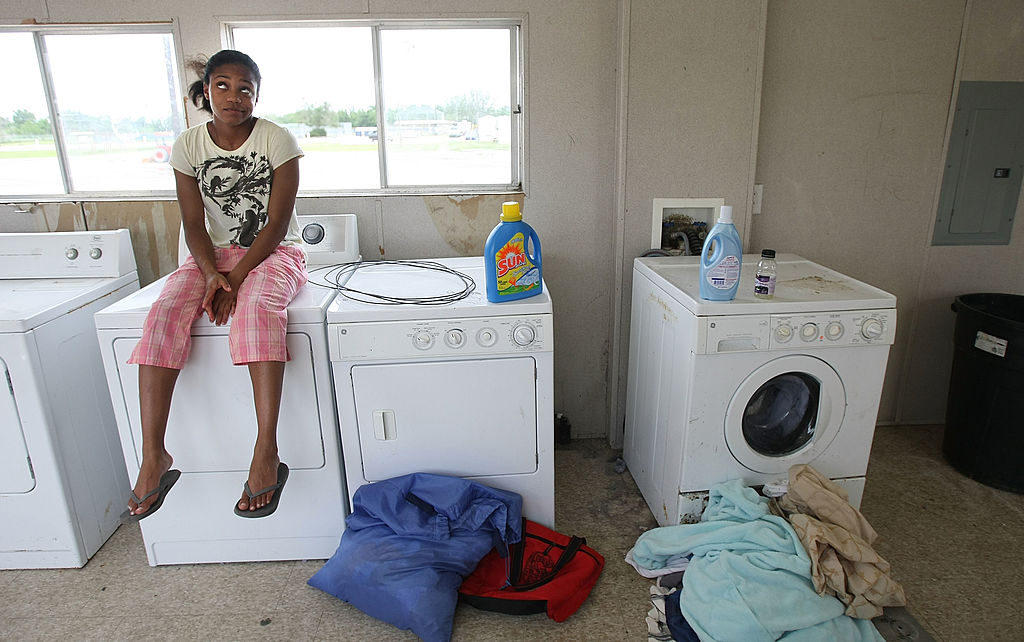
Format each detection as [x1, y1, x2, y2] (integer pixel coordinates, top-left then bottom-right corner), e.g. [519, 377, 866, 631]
[779, 464, 906, 619]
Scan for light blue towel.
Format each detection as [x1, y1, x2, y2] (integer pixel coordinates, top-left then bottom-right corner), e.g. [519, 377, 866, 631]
[629, 480, 882, 642]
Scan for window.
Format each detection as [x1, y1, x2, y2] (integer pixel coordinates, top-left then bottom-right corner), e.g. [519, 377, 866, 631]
[227, 20, 522, 194]
[0, 25, 184, 199]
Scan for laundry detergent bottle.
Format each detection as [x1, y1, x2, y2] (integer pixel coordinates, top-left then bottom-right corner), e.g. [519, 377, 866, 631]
[484, 201, 542, 302]
[698, 205, 742, 301]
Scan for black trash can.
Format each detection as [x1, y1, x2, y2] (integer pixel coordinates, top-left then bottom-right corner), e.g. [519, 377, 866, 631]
[942, 293, 1024, 493]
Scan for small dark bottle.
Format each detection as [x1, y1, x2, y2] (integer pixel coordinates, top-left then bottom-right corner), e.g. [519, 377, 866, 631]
[754, 249, 777, 299]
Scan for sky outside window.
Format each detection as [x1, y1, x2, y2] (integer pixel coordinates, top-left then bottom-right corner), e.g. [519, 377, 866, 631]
[0, 29, 183, 197]
[229, 23, 518, 191]
[0, 32, 62, 195]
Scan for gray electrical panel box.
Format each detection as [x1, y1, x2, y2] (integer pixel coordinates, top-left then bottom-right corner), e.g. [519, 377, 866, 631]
[932, 81, 1024, 246]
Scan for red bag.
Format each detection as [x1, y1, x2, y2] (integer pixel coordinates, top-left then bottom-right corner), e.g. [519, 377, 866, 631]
[458, 518, 604, 622]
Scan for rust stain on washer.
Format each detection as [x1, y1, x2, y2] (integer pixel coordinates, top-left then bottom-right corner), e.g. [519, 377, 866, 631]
[648, 293, 678, 322]
[423, 194, 521, 255]
[781, 275, 854, 296]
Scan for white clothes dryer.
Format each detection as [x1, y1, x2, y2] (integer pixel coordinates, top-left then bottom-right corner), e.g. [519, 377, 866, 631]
[325, 257, 555, 528]
[95, 215, 358, 565]
[624, 254, 896, 526]
[0, 230, 139, 568]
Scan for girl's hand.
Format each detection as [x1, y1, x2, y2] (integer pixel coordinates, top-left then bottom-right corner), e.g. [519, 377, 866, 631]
[202, 271, 233, 324]
[210, 287, 238, 325]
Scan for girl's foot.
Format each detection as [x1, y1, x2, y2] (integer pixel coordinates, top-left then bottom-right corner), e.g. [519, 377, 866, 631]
[129, 452, 174, 517]
[237, 451, 281, 512]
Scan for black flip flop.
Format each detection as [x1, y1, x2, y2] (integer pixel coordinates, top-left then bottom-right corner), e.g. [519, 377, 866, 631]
[234, 462, 289, 518]
[123, 469, 181, 523]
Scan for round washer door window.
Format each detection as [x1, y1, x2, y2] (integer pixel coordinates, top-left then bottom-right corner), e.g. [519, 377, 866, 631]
[724, 355, 846, 474]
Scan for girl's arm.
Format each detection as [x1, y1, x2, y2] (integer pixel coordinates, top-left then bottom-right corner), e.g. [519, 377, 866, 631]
[175, 169, 231, 322]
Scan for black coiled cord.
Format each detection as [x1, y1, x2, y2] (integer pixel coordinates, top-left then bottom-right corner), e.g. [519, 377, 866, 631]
[308, 259, 476, 305]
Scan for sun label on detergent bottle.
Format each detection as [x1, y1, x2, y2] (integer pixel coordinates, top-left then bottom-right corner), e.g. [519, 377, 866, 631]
[698, 205, 742, 301]
[485, 201, 543, 303]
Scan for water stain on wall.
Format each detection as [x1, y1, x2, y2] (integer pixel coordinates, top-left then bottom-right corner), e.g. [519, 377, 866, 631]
[0, 203, 58, 232]
[85, 201, 181, 286]
[28, 202, 80, 232]
[423, 194, 522, 255]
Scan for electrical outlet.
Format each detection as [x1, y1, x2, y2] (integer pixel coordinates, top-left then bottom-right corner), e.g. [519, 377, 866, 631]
[752, 184, 763, 215]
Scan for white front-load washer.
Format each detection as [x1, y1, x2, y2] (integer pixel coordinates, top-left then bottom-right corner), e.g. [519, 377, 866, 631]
[624, 254, 896, 526]
[94, 215, 358, 565]
[0, 230, 139, 568]
[325, 257, 555, 528]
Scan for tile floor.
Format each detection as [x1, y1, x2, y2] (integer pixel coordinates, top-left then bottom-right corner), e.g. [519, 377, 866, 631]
[1, 424, 1021, 641]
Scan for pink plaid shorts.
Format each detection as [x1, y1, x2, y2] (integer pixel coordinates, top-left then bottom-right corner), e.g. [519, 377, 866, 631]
[128, 245, 308, 368]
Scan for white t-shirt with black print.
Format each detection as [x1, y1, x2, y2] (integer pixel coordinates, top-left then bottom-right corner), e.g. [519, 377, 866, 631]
[170, 118, 304, 249]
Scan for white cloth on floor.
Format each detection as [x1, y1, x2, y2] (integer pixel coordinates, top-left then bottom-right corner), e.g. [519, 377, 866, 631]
[646, 584, 676, 641]
[626, 549, 691, 578]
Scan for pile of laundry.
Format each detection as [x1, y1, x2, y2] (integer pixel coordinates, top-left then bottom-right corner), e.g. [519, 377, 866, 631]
[627, 465, 905, 642]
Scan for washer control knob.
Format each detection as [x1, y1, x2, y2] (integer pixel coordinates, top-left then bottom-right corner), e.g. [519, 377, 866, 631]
[412, 331, 433, 350]
[774, 323, 794, 343]
[512, 323, 537, 347]
[65, 247, 79, 260]
[800, 322, 819, 341]
[302, 222, 325, 245]
[477, 327, 498, 348]
[825, 321, 844, 341]
[89, 247, 103, 260]
[444, 329, 466, 349]
[861, 318, 884, 340]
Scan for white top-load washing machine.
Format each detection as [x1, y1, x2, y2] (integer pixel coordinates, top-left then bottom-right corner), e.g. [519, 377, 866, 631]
[94, 215, 358, 565]
[0, 230, 139, 569]
[326, 257, 555, 527]
[624, 253, 896, 526]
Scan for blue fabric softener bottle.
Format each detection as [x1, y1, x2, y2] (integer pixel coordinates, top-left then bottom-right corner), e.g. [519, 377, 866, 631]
[484, 201, 542, 302]
[698, 205, 742, 301]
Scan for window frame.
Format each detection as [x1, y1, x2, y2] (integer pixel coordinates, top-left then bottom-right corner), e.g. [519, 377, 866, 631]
[0, 22, 184, 202]
[222, 18, 525, 196]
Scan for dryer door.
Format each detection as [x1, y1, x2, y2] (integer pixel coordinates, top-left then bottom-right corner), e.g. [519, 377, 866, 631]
[724, 354, 846, 474]
[112, 332, 327, 472]
[350, 357, 538, 481]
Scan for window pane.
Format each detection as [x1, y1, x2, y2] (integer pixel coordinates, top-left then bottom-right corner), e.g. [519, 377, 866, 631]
[380, 28, 512, 186]
[0, 32, 63, 195]
[44, 33, 184, 192]
[231, 27, 380, 191]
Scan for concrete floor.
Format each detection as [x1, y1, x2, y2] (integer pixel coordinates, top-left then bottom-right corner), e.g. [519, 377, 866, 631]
[1, 425, 1021, 641]
[857, 425, 1024, 641]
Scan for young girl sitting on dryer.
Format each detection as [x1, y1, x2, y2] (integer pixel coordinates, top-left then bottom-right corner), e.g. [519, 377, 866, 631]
[126, 49, 304, 520]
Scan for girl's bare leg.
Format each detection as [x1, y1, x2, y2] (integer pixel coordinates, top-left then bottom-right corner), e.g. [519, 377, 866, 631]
[237, 360, 285, 511]
[129, 364, 179, 516]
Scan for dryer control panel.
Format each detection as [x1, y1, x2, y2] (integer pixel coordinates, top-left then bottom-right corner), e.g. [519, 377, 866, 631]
[331, 314, 552, 361]
[700, 309, 896, 354]
[0, 229, 136, 278]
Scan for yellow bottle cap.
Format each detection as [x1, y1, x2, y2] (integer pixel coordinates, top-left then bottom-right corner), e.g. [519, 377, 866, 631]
[501, 201, 522, 222]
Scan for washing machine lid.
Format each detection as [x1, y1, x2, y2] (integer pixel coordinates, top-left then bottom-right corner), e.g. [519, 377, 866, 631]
[635, 253, 896, 316]
[93, 274, 338, 329]
[0, 273, 138, 333]
[326, 256, 552, 323]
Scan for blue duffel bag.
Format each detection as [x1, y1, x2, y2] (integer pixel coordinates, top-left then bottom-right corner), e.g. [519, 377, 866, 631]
[308, 473, 523, 642]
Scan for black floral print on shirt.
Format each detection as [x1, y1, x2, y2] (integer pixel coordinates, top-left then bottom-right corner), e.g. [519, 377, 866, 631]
[195, 151, 273, 247]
